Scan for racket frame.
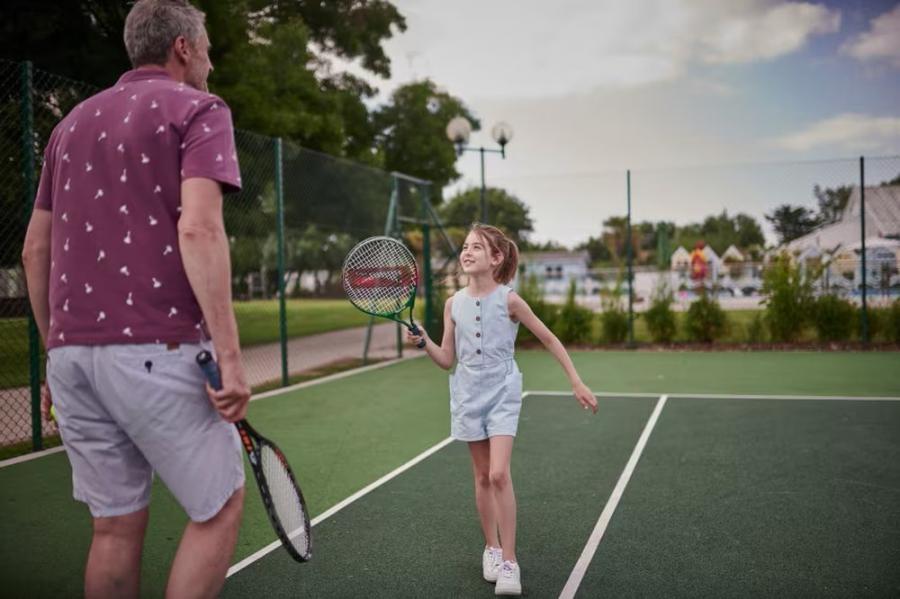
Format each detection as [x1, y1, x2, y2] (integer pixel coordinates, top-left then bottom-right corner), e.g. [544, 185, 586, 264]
[341, 235, 426, 347]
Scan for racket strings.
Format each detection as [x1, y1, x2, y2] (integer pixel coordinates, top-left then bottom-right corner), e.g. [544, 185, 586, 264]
[260, 444, 310, 556]
[342, 238, 417, 315]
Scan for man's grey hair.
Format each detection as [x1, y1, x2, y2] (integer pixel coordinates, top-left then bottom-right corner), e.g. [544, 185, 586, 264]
[124, 0, 207, 68]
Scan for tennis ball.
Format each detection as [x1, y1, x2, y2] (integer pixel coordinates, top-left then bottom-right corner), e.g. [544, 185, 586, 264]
[49, 405, 56, 422]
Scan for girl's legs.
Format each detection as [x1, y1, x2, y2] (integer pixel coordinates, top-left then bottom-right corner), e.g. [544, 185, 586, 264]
[489, 435, 517, 562]
[468, 439, 500, 548]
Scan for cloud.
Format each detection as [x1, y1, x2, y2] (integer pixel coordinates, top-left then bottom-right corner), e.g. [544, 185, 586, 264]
[840, 4, 900, 68]
[700, 2, 841, 64]
[775, 113, 900, 152]
[369, 1, 842, 98]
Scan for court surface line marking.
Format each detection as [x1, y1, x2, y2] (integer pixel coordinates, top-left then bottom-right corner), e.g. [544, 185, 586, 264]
[558, 395, 668, 599]
[226, 436, 454, 578]
[528, 390, 900, 401]
[0, 355, 422, 470]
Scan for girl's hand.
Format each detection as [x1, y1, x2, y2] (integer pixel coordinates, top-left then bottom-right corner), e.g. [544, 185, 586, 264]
[573, 381, 598, 413]
[406, 325, 426, 348]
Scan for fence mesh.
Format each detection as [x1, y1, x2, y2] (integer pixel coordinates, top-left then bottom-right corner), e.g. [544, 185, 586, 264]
[0, 61, 447, 456]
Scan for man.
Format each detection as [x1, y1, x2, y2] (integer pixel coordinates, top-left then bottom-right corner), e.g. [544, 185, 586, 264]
[21, 1, 250, 597]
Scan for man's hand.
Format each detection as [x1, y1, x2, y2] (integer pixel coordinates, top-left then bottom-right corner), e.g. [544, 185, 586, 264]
[206, 357, 251, 422]
[40, 383, 53, 422]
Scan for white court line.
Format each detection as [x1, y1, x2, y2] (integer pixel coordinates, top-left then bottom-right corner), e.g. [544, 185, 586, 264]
[0, 445, 65, 467]
[0, 355, 423, 470]
[227, 436, 454, 577]
[528, 390, 900, 402]
[558, 395, 668, 599]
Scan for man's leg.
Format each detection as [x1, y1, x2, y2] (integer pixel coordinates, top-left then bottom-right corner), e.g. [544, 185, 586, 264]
[85, 508, 149, 599]
[165, 486, 245, 599]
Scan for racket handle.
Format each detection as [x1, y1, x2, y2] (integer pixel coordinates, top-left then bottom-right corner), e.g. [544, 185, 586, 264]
[409, 324, 427, 349]
[196, 350, 223, 390]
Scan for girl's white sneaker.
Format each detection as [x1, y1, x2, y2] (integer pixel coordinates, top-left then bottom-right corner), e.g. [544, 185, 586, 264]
[482, 546, 502, 582]
[495, 560, 522, 595]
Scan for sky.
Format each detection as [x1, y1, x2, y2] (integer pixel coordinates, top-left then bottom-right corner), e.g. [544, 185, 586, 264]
[344, 0, 900, 246]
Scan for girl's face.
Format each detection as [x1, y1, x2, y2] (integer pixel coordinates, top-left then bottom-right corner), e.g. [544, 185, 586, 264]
[460, 231, 501, 276]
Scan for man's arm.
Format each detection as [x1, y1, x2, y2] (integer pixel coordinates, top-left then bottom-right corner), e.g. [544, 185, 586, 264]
[22, 209, 53, 347]
[178, 177, 249, 422]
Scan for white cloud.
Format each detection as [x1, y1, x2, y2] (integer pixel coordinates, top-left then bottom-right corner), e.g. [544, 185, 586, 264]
[840, 4, 900, 68]
[367, 1, 842, 98]
[700, 2, 840, 64]
[775, 113, 900, 152]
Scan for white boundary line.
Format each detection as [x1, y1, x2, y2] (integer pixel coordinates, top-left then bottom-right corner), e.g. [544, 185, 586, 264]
[527, 390, 900, 402]
[0, 444, 65, 467]
[0, 355, 423, 470]
[558, 395, 668, 599]
[226, 436, 454, 577]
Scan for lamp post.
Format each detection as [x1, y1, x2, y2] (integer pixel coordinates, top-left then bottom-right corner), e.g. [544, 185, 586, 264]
[445, 116, 513, 224]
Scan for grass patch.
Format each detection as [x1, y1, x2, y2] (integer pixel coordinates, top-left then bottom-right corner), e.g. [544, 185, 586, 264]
[250, 357, 391, 394]
[235, 299, 370, 347]
[0, 434, 62, 462]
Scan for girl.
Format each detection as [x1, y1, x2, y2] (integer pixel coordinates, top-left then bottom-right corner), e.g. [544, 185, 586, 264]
[407, 224, 597, 596]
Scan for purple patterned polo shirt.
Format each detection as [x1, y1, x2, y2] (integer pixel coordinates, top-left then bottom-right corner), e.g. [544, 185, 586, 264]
[34, 67, 242, 349]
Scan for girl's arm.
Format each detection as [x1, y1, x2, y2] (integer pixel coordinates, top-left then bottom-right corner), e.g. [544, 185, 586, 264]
[406, 296, 456, 370]
[509, 291, 598, 413]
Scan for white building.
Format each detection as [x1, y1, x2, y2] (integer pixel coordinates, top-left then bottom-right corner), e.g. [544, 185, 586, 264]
[516, 250, 591, 295]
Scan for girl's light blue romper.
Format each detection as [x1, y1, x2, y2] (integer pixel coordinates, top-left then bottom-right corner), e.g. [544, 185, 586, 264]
[449, 285, 522, 441]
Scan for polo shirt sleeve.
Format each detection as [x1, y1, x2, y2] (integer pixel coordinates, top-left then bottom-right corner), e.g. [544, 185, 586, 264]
[33, 129, 59, 211]
[180, 95, 242, 194]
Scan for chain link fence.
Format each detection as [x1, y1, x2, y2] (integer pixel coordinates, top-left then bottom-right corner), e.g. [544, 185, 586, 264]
[513, 155, 900, 345]
[1, 61, 451, 457]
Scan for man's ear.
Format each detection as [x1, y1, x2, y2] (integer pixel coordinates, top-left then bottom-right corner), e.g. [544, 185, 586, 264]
[171, 36, 190, 64]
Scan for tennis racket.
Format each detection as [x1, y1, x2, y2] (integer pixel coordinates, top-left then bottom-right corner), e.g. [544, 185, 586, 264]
[196, 350, 312, 563]
[342, 236, 426, 348]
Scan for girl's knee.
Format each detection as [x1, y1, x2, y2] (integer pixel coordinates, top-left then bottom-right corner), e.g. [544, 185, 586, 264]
[475, 470, 491, 488]
[489, 469, 510, 489]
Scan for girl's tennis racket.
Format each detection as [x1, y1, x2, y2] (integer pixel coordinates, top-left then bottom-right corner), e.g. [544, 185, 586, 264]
[196, 350, 312, 563]
[342, 236, 426, 348]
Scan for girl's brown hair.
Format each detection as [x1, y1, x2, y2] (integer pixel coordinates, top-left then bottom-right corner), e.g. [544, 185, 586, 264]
[469, 223, 519, 284]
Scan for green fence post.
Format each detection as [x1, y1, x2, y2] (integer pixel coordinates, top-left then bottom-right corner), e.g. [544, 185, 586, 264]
[626, 169, 634, 348]
[274, 138, 288, 386]
[859, 156, 868, 344]
[21, 61, 42, 450]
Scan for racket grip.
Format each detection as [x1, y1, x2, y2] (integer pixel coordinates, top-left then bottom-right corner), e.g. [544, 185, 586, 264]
[196, 350, 223, 390]
[410, 324, 427, 349]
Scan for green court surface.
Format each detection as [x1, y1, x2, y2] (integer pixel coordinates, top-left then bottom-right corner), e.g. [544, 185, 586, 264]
[1, 350, 899, 598]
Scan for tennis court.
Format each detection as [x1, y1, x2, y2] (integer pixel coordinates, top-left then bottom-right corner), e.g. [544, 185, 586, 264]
[2, 350, 899, 597]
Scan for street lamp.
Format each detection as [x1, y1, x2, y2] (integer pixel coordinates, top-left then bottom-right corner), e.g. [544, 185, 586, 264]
[446, 116, 513, 224]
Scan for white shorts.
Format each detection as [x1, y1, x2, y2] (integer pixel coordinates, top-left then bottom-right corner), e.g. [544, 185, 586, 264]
[47, 343, 245, 522]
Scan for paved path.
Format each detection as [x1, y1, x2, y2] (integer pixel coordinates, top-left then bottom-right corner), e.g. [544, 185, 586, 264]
[1, 322, 404, 446]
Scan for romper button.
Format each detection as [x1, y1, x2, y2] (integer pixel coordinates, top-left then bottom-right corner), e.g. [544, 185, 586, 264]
[476, 349, 482, 355]
[476, 316, 481, 321]
[476, 332, 481, 338]
[475, 300, 480, 306]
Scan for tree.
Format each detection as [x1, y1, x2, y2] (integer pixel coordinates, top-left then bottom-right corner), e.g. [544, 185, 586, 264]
[881, 173, 900, 187]
[765, 205, 819, 244]
[575, 236, 612, 265]
[373, 80, 479, 198]
[439, 187, 533, 243]
[813, 184, 851, 224]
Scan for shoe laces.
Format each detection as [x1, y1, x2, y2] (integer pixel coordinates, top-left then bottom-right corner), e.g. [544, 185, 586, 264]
[500, 561, 517, 578]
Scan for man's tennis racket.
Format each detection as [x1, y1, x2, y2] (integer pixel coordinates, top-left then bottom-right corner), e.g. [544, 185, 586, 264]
[196, 350, 312, 563]
[342, 236, 426, 348]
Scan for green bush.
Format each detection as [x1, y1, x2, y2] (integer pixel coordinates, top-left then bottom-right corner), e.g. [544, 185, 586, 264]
[811, 294, 855, 342]
[746, 312, 766, 344]
[761, 254, 817, 342]
[516, 273, 558, 343]
[552, 279, 594, 344]
[684, 293, 728, 342]
[886, 299, 900, 343]
[643, 280, 676, 343]
[599, 282, 629, 344]
[863, 307, 885, 341]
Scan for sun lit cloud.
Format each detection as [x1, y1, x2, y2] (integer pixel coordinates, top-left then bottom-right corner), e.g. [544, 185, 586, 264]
[775, 113, 900, 152]
[840, 4, 900, 68]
